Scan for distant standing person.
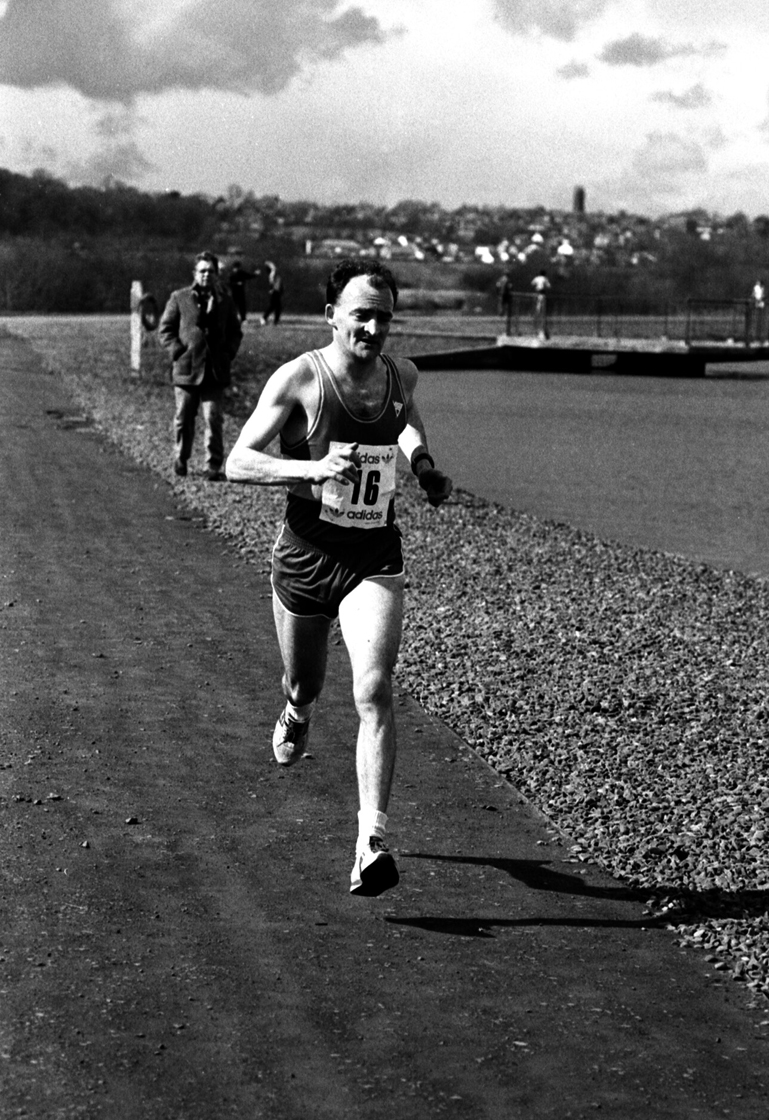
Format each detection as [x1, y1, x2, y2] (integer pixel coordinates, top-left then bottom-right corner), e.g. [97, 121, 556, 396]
[751, 278, 766, 345]
[158, 251, 242, 481]
[226, 259, 452, 897]
[262, 261, 284, 325]
[228, 260, 258, 323]
[496, 271, 513, 320]
[531, 269, 551, 340]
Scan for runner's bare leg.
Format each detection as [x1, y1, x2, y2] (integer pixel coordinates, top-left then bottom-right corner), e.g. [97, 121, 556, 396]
[337, 575, 404, 812]
[272, 595, 331, 706]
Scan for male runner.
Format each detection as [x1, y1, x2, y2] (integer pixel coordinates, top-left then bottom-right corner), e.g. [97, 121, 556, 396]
[226, 259, 452, 897]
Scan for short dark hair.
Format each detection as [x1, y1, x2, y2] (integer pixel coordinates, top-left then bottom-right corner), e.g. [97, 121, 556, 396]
[326, 259, 398, 309]
[194, 251, 219, 273]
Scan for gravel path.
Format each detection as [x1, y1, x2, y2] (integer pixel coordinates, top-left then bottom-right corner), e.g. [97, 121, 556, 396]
[8, 316, 769, 1005]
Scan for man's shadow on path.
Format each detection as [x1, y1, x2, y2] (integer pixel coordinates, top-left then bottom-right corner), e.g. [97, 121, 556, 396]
[384, 852, 769, 939]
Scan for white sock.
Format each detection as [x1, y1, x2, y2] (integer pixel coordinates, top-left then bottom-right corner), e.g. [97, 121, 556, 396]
[285, 699, 315, 723]
[358, 807, 388, 844]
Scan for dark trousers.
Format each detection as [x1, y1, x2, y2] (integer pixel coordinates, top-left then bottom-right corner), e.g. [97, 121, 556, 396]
[173, 385, 224, 470]
[232, 290, 247, 321]
[752, 305, 766, 343]
[263, 292, 283, 324]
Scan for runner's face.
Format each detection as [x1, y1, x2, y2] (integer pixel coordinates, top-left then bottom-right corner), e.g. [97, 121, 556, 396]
[326, 276, 394, 361]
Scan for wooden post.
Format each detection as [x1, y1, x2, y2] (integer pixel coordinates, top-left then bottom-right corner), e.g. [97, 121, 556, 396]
[130, 280, 144, 375]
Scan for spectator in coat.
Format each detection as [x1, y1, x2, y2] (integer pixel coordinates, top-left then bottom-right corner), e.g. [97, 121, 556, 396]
[158, 251, 242, 481]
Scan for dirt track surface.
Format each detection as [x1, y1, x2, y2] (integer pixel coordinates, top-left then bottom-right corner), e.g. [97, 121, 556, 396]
[2, 331, 769, 1119]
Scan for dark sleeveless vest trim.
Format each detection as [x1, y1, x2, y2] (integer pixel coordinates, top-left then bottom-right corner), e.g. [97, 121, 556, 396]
[280, 350, 406, 458]
[280, 351, 407, 551]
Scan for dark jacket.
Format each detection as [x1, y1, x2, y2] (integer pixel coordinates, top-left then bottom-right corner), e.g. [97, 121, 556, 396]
[159, 285, 242, 388]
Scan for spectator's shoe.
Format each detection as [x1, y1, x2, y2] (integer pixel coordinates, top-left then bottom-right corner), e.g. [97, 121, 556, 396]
[272, 709, 310, 767]
[206, 468, 226, 482]
[174, 458, 187, 477]
[350, 837, 399, 897]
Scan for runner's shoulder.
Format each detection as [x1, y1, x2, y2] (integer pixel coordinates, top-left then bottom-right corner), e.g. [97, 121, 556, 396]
[265, 351, 319, 402]
[387, 353, 418, 393]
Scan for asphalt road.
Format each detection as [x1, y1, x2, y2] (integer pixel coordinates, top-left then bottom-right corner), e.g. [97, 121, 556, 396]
[2, 331, 769, 1119]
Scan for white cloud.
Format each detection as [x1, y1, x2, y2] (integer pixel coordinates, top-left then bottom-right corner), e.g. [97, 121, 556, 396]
[66, 142, 156, 186]
[598, 32, 724, 67]
[490, 0, 608, 41]
[94, 108, 140, 140]
[632, 132, 708, 182]
[0, 0, 394, 101]
[557, 60, 591, 79]
[651, 84, 713, 110]
[702, 126, 729, 152]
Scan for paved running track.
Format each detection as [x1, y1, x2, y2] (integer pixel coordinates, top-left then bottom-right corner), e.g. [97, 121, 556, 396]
[1, 330, 768, 1119]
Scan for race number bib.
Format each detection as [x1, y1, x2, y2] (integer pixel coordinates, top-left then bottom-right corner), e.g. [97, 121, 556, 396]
[319, 442, 398, 529]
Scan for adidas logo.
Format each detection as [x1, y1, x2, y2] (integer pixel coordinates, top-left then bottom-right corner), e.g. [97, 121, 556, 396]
[394, 402, 403, 417]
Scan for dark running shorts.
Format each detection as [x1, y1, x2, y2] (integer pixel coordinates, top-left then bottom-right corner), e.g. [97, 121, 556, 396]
[271, 525, 404, 619]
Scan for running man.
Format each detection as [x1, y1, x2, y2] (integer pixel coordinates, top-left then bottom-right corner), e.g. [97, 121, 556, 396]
[226, 259, 452, 897]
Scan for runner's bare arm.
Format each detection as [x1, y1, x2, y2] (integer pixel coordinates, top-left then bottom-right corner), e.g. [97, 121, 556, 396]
[225, 361, 361, 486]
[396, 358, 453, 508]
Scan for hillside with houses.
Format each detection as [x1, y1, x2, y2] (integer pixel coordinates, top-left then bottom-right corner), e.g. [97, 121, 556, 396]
[1, 168, 768, 312]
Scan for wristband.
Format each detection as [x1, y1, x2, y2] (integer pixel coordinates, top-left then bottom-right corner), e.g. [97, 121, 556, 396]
[411, 451, 435, 475]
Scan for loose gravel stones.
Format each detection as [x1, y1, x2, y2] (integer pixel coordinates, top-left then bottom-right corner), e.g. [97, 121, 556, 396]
[394, 485, 769, 997]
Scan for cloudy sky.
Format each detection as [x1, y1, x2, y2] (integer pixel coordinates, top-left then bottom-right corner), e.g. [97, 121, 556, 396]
[1, 0, 769, 217]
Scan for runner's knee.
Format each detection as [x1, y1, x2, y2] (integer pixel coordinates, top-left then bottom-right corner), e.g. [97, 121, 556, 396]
[351, 665, 393, 719]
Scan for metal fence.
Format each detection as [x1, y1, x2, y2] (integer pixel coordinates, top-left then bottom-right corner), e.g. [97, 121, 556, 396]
[684, 299, 753, 346]
[503, 293, 755, 347]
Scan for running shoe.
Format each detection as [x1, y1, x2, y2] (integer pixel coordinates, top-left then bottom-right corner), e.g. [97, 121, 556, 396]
[272, 709, 310, 766]
[350, 836, 399, 897]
